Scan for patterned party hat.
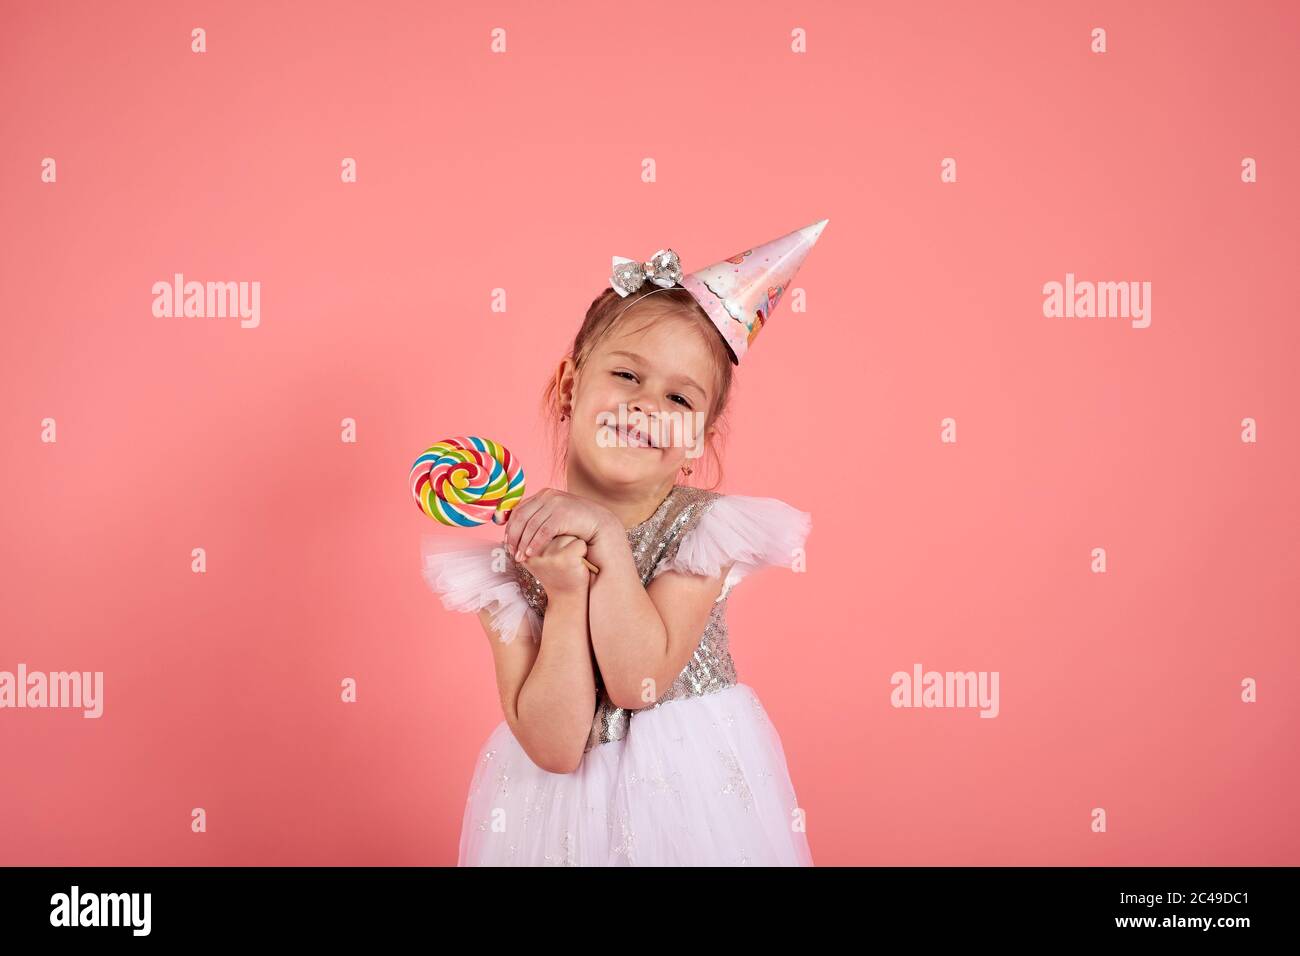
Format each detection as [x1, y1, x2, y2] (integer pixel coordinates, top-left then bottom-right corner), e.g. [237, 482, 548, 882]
[610, 218, 829, 364]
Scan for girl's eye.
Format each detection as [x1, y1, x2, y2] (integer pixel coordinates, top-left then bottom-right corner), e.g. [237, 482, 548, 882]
[613, 370, 692, 408]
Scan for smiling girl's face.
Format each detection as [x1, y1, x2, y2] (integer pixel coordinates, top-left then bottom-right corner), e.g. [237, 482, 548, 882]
[561, 301, 720, 492]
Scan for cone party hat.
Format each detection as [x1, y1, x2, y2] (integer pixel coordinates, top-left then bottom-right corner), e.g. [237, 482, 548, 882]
[610, 218, 829, 364]
[680, 218, 829, 364]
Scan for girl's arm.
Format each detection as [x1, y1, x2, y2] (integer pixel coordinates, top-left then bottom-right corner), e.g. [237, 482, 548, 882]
[477, 574, 595, 775]
[584, 517, 730, 710]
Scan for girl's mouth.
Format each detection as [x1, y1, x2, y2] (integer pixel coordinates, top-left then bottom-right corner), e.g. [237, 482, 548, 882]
[611, 422, 657, 448]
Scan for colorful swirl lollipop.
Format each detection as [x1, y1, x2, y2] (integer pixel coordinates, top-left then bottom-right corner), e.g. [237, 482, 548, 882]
[410, 436, 525, 526]
[410, 436, 598, 572]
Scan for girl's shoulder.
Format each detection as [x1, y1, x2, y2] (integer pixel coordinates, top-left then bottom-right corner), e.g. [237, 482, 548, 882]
[420, 533, 541, 645]
[654, 487, 812, 600]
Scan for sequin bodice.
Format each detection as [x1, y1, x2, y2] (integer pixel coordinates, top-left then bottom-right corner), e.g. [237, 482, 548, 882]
[507, 485, 736, 752]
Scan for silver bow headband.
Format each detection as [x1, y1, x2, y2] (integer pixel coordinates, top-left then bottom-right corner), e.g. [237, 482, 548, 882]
[610, 248, 683, 297]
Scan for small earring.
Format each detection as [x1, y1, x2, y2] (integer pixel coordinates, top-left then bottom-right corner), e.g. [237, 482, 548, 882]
[680, 464, 693, 476]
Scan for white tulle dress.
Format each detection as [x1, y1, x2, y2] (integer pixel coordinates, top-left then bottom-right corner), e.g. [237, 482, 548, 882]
[420, 484, 814, 866]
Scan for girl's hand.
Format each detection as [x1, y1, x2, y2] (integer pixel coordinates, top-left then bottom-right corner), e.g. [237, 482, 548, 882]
[505, 488, 616, 563]
[519, 534, 592, 597]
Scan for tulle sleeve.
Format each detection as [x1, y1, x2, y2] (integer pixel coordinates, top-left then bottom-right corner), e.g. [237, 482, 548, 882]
[420, 533, 541, 644]
[650, 494, 812, 602]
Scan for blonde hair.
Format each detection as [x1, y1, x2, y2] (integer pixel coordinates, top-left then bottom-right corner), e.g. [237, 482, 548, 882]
[541, 285, 734, 489]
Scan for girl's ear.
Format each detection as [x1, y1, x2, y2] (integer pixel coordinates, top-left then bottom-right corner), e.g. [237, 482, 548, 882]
[555, 357, 577, 413]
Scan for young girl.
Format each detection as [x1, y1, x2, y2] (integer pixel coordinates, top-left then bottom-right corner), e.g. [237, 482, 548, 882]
[422, 219, 828, 866]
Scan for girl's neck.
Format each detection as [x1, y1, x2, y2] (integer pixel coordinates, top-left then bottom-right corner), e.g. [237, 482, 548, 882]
[564, 466, 678, 531]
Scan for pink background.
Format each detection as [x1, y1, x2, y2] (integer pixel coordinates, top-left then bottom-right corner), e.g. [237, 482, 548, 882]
[2, 0, 1297, 866]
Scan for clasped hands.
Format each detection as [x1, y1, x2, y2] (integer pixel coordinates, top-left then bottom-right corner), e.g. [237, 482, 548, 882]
[503, 489, 620, 596]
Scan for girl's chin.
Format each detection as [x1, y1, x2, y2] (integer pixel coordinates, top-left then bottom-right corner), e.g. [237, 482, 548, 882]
[600, 449, 662, 471]
[586, 452, 673, 483]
